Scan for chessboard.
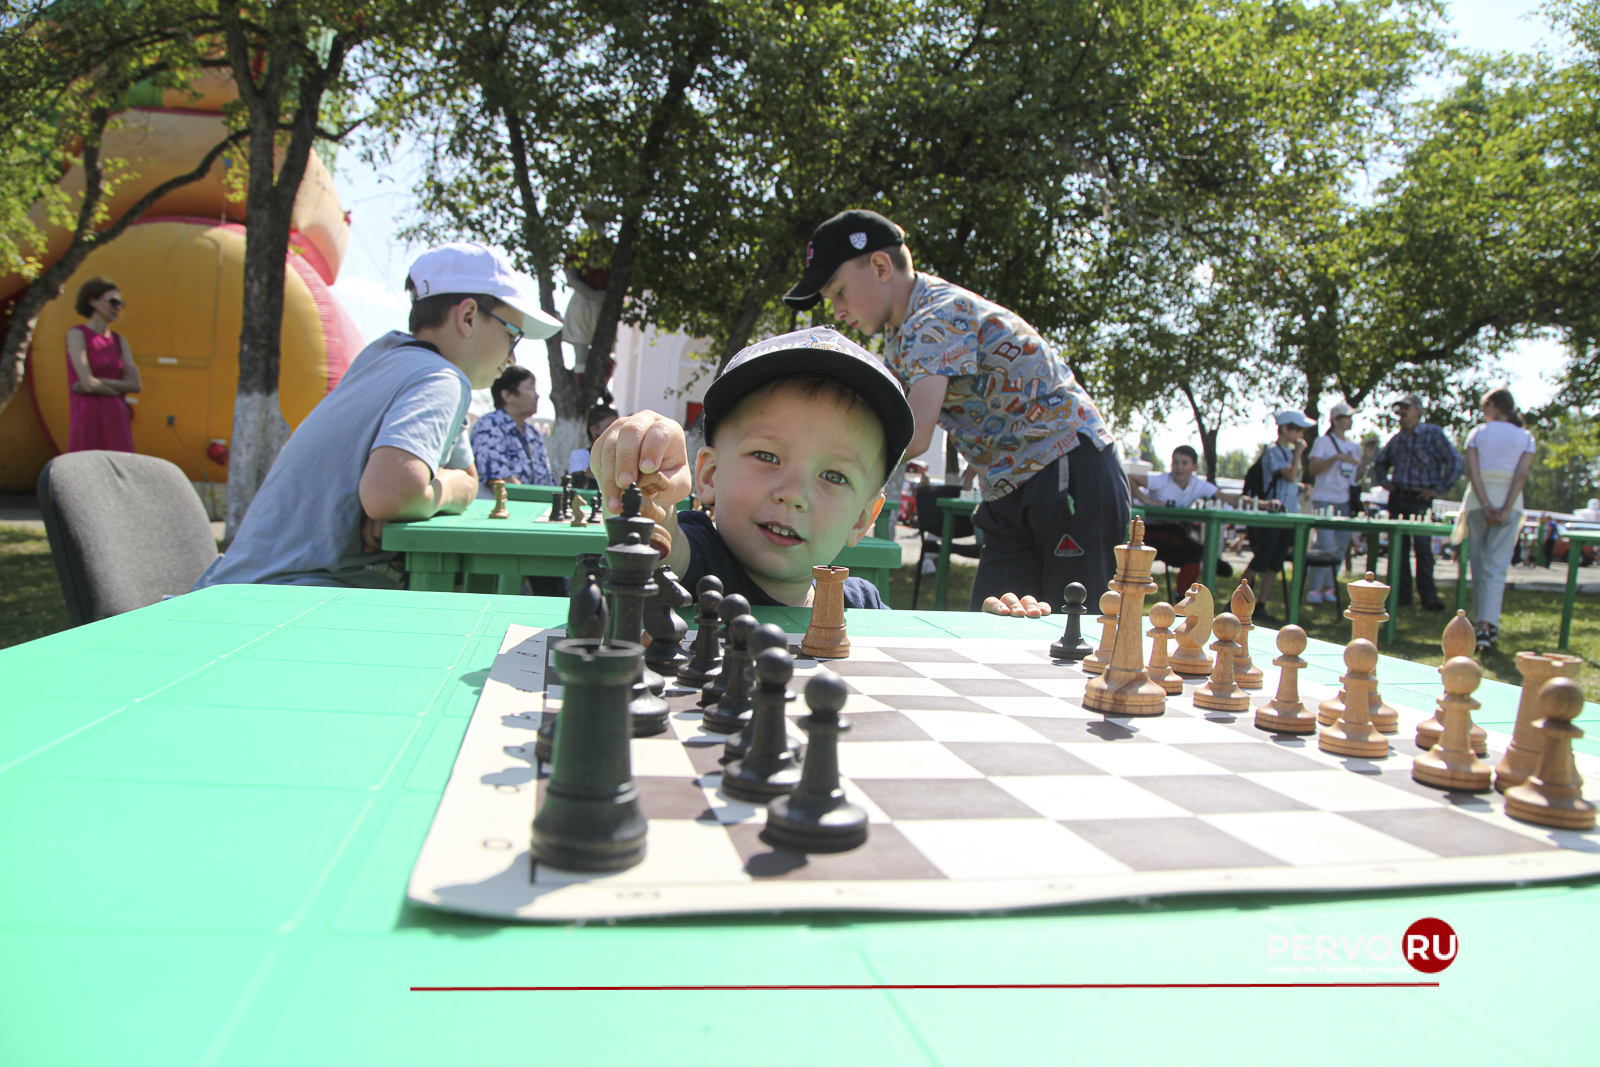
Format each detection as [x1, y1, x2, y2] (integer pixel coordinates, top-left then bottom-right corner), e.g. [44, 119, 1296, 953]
[407, 623, 1600, 922]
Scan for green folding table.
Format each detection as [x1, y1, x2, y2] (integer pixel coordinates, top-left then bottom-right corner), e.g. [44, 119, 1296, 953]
[1560, 529, 1600, 650]
[3, 584, 1598, 1066]
[382, 498, 903, 595]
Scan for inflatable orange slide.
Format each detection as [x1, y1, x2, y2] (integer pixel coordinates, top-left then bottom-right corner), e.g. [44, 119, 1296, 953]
[0, 69, 362, 498]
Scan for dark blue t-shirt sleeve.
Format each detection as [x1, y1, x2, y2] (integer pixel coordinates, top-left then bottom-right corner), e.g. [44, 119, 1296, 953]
[677, 511, 888, 609]
[842, 576, 887, 609]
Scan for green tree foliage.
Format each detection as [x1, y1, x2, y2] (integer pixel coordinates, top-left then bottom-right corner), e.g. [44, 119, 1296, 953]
[0, 0, 236, 417]
[1524, 404, 1600, 513]
[385, 0, 1449, 469]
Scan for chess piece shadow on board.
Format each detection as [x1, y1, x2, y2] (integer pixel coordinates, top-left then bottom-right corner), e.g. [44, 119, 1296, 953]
[1415, 611, 1488, 756]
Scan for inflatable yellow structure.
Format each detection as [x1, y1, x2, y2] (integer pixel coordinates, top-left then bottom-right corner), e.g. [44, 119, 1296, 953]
[0, 70, 360, 495]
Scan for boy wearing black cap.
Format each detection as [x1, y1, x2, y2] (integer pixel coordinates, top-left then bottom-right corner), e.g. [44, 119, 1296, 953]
[784, 209, 1129, 613]
[592, 327, 914, 608]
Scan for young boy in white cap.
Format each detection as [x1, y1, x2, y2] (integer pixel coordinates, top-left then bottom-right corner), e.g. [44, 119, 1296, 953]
[194, 242, 561, 589]
[592, 327, 915, 608]
[781, 209, 1128, 616]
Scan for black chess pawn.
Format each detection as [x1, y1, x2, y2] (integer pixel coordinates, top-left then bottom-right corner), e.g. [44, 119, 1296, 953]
[1050, 582, 1093, 662]
[701, 614, 757, 733]
[530, 638, 648, 872]
[643, 564, 692, 679]
[699, 593, 751, 707]
[763, 670, 868, 853]
[677, 584, 724, 687]
[720, 646, 805, 802]
[587, 492, 603, 523]
[537, 553, 608, 764]
[603, 530, 670, 737]
[723, 623, 797, 764]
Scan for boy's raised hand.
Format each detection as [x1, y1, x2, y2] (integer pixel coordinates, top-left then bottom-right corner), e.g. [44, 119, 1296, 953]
[981, 593, 1052, 618]
[592, 410, 694, 514]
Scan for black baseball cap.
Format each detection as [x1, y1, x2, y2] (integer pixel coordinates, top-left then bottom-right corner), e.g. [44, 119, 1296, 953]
[702, 327, 915, 482]
[782, 209, 905, 311]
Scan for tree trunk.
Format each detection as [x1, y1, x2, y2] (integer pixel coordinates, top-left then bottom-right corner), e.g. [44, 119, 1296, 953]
[716, 256, 781, 371]
[1180, 382, 1219, 480]
[219, 14, 348, 539]
[582, 21, 718, 396]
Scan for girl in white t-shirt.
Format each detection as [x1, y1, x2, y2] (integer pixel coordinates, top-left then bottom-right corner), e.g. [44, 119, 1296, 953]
[1458, 388, 1536, 652]
[1303, 403, 1371, 603]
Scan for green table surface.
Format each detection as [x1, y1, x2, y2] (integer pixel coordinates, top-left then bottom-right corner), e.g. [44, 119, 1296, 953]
[382, 498, 902, 594]
[4, 584, 1598, 1066]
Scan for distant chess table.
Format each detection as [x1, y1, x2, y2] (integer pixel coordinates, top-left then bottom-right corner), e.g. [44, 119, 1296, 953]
[1132, 505, 1460, 636]
[5, 584, 1600, 1065]
[382, 497, 902, 595]
[1561, 529, 1600, 650]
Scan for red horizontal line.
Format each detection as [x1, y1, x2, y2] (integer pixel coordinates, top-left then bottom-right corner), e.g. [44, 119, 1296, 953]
[411, 982, 1439, 992]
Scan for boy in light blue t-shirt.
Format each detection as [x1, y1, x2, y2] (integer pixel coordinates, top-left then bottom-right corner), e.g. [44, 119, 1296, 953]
[194, 243, 561, 590]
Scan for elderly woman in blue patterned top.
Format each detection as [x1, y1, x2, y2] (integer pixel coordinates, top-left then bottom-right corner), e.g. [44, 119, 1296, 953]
[469, 364, 554, 489]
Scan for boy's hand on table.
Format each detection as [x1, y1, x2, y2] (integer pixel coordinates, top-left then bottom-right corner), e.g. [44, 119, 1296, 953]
[981, 593, 1052, 618]
[592, 411, 693, 514]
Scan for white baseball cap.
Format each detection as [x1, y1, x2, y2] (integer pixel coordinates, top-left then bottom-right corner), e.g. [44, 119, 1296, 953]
[1274, 409, 1315, 428]
[406, 242, 563, 340]
[1328, 401, 1355, 420]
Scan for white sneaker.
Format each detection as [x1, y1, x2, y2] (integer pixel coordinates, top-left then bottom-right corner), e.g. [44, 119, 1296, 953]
[1306, 589, 1325, 605]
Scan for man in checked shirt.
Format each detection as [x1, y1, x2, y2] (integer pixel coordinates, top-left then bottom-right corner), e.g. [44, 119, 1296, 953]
[1373, 392, 1464, 610]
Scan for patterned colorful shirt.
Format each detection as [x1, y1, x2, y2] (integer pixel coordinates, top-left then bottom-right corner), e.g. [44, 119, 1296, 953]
[1373, 422, 1464, 495]
[883, 273, 1114, 501]
[469, 409, 554, 486]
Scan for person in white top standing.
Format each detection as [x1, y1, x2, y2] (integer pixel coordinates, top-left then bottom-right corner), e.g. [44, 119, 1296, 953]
[1303, 402, 1372, 604]
[1456, 388, 1536, 653]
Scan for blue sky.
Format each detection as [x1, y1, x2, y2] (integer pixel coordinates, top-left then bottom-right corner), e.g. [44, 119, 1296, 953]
[328, 1, 1571, 450]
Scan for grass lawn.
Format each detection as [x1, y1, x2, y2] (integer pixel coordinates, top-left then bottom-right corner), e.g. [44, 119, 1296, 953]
[889, 555, 1600, 703]
[6, 521, 1596, 702]
[0, 525, 69, 649]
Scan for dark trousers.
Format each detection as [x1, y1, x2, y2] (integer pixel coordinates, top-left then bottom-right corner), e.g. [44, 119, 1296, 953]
[968, 437, 1130, 610]
[1389, 489, 1438, 605]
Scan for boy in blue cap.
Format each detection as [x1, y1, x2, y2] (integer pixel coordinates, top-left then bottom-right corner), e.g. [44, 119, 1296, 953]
[592, 327, 914, 608]
[784, 209, 1128, 615]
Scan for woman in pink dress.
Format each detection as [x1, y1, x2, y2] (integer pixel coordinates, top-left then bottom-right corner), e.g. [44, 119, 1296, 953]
[65, 277, 140, 452]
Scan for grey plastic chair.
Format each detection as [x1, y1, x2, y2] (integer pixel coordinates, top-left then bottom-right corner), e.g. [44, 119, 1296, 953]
[38, 451, 219, 626]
